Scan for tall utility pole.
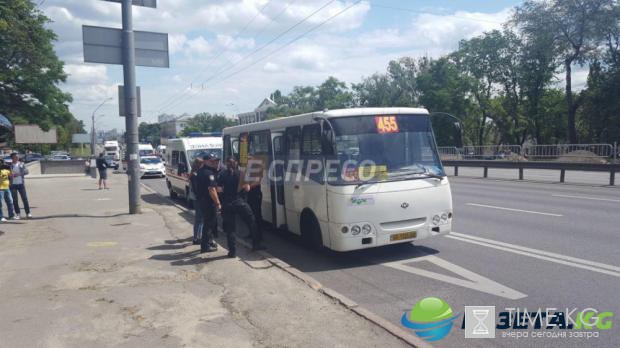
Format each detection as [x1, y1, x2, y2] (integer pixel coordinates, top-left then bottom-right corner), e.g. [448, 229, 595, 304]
[82, 0, 168, 215]
[121, 0, 140, 214]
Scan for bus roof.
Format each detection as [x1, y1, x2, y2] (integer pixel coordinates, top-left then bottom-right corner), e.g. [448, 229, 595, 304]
[223, 107, 429, 135]
[168, 136, 222, 149]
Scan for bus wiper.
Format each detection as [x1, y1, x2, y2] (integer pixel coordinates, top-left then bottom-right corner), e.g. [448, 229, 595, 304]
[389, 165, 445, 180]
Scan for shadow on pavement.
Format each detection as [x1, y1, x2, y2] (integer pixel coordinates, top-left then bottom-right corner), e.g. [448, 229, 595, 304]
[29, 213, 130, 220]
[147, 243, 193, 250]
[142, 191, 440, 272]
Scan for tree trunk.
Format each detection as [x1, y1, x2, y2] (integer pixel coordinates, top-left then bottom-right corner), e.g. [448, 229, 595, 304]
[565, 60, 577, 143]
[478, 113, 487, 146]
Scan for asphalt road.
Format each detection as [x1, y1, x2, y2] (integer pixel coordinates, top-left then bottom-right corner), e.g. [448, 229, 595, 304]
[141, 175, 620, 347]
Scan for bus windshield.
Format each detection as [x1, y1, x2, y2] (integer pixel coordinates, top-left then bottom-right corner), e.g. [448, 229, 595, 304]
[188, 149, 223, 161]
[329, 114, 444, 185]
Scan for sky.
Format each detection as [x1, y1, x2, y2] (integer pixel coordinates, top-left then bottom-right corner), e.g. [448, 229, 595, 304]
[38, 0, 577, 131]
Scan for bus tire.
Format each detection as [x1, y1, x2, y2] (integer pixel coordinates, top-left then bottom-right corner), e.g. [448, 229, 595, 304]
[301, 210, 322, 250]
[167, 180, 177, 198]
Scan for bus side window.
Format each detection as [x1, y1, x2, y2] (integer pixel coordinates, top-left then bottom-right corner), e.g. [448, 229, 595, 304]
[232, 138, 239, 161]
[301, 124, 323, 183]
[178, 152, 188, 174]
[223, 135, 231, 161]
[285, 126, 301, 173]
[171, 151, 179, 167]
[249, 131, 269, 155]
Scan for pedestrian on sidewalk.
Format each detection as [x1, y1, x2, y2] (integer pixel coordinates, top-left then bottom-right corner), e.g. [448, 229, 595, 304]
[246, 155, 264, 243]
[195, 153, 221, 253]
[218, 157, 265, 258]
[96, 152, 109, 190]
[0, 159, 15, 222]
[189, 157, 204, 245]
[9, 153, 31, 219]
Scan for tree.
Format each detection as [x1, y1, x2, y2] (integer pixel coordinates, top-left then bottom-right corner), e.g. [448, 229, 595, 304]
[138, 122, 161, 146]
[316, 77, 353, 110]
[514, 0, 614, 143]
[180, 113, 236, 136]
[0, 0, 75, 130]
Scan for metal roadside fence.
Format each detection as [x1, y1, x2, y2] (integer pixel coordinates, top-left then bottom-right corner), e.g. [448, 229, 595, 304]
[438, 143, 618, 163]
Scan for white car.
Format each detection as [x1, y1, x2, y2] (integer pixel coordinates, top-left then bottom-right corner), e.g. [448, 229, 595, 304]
[139, 156, 165, 178]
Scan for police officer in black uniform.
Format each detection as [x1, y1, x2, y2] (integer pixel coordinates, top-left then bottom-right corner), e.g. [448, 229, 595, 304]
[218, 157, 265, 257]
[196, 153, 221, 253]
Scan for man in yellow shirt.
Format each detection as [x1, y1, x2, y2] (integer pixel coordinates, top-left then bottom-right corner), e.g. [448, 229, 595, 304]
[0, 159, 15, 222]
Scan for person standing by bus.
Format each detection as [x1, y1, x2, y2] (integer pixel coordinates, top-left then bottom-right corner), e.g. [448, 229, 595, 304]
[196, 153, 221, 253]
[218, 157, 265, 257]
[189, 158, 204, 245]
[246, 155, 264, 244]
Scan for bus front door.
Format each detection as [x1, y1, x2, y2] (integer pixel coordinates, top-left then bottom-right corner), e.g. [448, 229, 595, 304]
[270, 133, 287, 230]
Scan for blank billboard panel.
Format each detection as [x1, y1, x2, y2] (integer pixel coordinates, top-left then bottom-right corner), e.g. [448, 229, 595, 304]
[14, 125, 57, 144]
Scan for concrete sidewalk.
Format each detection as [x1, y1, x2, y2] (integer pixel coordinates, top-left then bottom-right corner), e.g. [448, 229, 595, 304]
[0, 174, 411, 347]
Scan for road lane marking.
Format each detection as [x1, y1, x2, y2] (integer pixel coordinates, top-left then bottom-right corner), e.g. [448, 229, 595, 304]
[466, 203, 563, 217]
[383, 255, 527, 300]
[447, 233, 620, 278]
[551, 194, 620, 203]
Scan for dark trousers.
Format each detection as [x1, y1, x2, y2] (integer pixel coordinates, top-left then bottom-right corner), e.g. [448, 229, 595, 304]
[247, 187, 263, 236]
[11, 184, 29, 215]
[200, 201, 217, 250]
[223, 199, 261, 252]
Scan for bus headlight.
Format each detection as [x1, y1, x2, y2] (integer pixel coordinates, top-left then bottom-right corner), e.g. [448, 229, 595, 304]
[351, 225, 361, 235]
[441, 213, 449, 223]
[432, 215, 441, 225]
[362, 224, 372, 235]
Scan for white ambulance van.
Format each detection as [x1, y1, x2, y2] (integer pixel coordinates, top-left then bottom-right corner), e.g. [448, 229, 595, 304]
[165, 136, 223, 205]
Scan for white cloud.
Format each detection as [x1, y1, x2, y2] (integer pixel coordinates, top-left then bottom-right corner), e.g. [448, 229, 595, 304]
[185, 36, 212, 56]
[64, 64, 107, 85]
[263, 62, 280, 72]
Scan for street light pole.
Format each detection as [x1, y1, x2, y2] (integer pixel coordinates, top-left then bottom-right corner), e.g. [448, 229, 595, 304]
[431, 111, 467, 147]
[122, 0, 141, 214]
[91, 97, 112, 156]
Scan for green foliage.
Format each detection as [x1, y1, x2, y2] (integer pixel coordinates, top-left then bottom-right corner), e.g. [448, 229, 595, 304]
[0, 0, 81, 149]
[180, 113, 237, 136]
[139, 122, 161, 146]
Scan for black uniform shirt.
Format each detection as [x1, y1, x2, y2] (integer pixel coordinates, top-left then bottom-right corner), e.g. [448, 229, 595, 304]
[217, 169, 243, 206]
[195, 166, 217, 205]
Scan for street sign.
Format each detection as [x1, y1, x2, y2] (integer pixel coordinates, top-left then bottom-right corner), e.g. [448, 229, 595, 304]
[14, 125, 57, 144]
[104, 0, 156, 8]
[82, 25, 169, 68]
[118, 85, 141, 117]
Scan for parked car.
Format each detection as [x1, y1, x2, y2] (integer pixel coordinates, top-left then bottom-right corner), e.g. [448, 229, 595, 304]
[25, 153, 45, 163]
[2, 155, 12, 164]
[51, 155, 71, 161]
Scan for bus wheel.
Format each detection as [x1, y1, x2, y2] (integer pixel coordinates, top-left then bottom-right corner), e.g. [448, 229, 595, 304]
[167, 180, 177, 198]
[301, 211, 322, 250]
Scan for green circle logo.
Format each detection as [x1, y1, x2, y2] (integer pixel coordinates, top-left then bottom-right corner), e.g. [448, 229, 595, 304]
[401, 297, 460, 342]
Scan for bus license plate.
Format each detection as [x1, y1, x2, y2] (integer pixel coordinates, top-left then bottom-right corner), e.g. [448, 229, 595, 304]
[390, 231, 417, 241]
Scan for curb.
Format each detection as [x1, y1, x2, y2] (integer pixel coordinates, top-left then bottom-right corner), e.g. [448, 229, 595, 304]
[140, 183, 430, 348]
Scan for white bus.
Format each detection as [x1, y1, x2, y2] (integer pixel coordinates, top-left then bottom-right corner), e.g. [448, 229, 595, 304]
[165, 137, 223, 205]
[222, 107, 453, 252]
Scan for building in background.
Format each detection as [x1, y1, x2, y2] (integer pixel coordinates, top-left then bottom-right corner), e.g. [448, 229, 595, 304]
[237, 98, 277, 125]
[159, 113, 192, 144]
